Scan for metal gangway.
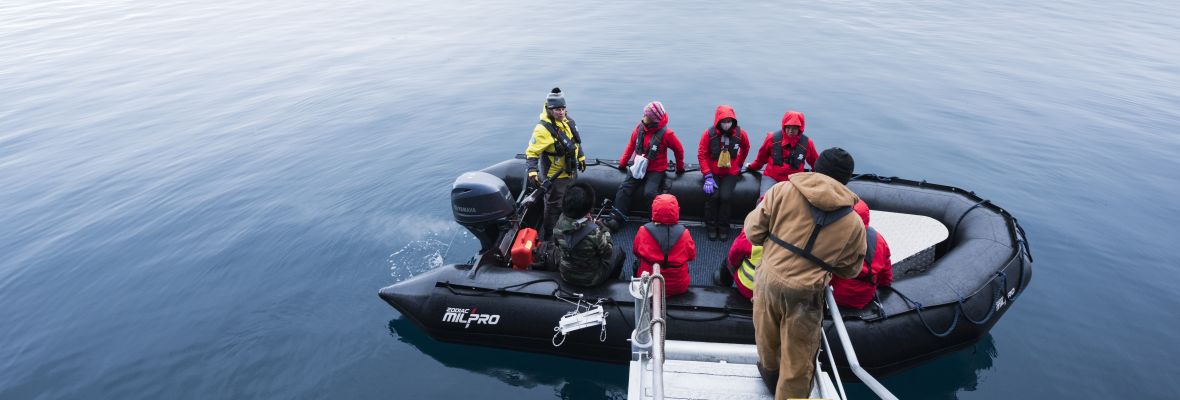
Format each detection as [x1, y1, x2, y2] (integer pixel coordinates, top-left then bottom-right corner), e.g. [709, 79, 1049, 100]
[627, 264, 898, 400]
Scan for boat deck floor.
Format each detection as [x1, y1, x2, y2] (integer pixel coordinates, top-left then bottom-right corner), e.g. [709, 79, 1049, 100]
[627, 341, 837, 399]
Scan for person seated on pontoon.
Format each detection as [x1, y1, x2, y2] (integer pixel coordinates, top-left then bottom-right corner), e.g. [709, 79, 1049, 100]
[745, 110, 817, 195]
[552, 183, 626, 287]
[831, 200, 894, 309]
[697, 105, 750, 242]
[607, 101, 686, 232]
[632, 194, 696, 296]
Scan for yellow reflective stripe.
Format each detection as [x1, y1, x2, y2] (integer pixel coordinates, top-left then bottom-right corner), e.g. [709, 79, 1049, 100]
[738, 260, 756, 289]
[737, 245, 763, 290]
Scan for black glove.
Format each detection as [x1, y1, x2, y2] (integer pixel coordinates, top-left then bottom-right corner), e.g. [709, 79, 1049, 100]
[617, 163, 628, 172]
[528, 170, 540, 187]
[577, 159, 586, 172]
[675, 168, 685, 176]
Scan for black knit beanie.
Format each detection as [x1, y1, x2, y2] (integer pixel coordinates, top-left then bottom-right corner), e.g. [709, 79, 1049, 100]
[546, 87, 566, 109]
[814, 147, 855, 184]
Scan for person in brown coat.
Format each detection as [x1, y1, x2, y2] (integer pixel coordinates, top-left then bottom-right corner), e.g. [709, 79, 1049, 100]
[743, 147, 866, 398]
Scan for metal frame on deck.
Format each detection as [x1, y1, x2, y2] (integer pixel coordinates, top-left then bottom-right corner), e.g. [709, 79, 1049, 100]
[629, 268, 898, 400]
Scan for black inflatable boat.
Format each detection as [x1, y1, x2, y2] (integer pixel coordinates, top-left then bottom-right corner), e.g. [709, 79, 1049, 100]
[379, 158, 1033, 377]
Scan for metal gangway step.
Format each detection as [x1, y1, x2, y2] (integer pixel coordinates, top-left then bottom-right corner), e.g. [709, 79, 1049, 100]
[627, 265, 897, 400]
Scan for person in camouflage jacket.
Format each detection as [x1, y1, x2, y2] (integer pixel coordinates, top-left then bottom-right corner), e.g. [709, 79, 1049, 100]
[553, 183, 625, 287]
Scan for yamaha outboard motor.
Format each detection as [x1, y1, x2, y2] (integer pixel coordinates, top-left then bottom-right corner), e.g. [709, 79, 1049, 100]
[452, 171, 515, 252]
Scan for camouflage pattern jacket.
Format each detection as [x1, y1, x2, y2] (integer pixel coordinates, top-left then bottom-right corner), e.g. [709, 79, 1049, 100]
[552, 214, 615, 287]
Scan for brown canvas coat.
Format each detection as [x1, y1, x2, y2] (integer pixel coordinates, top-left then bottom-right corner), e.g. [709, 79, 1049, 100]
[743, 172, 866, 398]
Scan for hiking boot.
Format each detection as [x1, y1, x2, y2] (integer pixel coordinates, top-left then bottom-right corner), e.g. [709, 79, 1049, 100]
[706, 227, 719, 241]
[718, 227, 729, 242]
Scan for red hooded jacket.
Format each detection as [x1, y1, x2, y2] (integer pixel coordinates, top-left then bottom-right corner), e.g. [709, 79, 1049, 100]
[697, 105, 750, 177]
[633, 194, 697, 295]
[619, 111, 686, 173]
[727, 229, 754, 300]
[747, 111, 818, 182]
[831, 200, 894, 309]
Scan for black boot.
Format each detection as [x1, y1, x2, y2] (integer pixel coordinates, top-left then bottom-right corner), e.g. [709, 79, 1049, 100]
[707, 225, 719, 241]
[717, 226, 729, 242]
[715, 260, 733, 287]
[756, 362, 778, 395]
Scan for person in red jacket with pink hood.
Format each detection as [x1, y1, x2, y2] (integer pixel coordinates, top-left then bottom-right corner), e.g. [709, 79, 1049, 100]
[609, 101, 686, 231]
[697, 105, 750, 241]
[831, 200, 894, 309]
[745, 110, 818, 195]
[632, 194, 697, 296]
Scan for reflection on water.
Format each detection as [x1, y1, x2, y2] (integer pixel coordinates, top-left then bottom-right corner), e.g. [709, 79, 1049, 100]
[845, 334, 997, 399]
[388, 317, 627, 397]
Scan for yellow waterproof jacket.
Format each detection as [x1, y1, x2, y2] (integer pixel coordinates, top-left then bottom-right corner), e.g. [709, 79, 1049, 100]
[525, 108, 584, 180]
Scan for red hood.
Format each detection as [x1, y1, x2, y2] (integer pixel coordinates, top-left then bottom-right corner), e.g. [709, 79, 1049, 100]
[651, 194, 680, 224]
[854, 199, 870, 226]
[781, 110, 806, 134]
[713, 105, 737, 129]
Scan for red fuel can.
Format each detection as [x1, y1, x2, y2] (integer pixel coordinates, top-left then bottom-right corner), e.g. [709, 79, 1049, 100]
[510, 228, 539, 270]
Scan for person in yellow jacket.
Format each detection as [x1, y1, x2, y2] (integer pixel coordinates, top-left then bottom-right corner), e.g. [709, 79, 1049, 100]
[743, 147, 866, 398]
[525, 87, 586, 240]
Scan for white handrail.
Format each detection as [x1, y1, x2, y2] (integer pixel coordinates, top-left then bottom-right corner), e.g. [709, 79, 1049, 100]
[650, 263, 665, 400]
[825, 286, 898, 400]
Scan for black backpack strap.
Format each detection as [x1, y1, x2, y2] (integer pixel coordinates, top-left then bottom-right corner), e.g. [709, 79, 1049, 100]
[567, 118, 581, 143]
[764, 204, 855, 274]
[765, 234, 837, 274]
[771, 131, 783, 166]
[858, 227, 878, 284]
[563, 221, 599, 251]
[540, 120, 574, 156]
[808, 204, 854, 228]
[640, 127, 667, 160]
[787, 134, 810, 169]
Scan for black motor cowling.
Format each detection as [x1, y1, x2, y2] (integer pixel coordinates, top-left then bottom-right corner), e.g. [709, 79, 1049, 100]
[452, 171, 515, 252]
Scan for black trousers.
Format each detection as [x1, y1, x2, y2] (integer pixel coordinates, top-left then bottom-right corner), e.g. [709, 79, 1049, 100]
[614, 172, 665, 221]
[608, 246, 626, 280]
[704, 173, 739, 228]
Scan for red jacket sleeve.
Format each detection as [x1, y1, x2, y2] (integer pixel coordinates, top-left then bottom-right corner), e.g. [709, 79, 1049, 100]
[737, 129, 751, 169]
[727, 231, 751, 270]
[877, 239, 893, 287]
[805, 137, 819, 169]
[633, 226, 651, 260]
[619, 128, 639, 165]
[666, 130, 685, 171]
[677, 229, 697, 263]
[697, 130, 712, 175]
[748, 133, 772, 170]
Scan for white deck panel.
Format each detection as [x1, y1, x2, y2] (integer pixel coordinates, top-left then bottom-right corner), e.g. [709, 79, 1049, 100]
[869, 210, 949, 261]
[628, 343, 838, 400]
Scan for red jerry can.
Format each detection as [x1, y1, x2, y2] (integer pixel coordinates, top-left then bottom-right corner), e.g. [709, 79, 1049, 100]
[510, 228, 539, 270]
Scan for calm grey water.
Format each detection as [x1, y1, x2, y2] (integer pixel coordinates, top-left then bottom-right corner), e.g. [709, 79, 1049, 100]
[2, 0, 1179, 398]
